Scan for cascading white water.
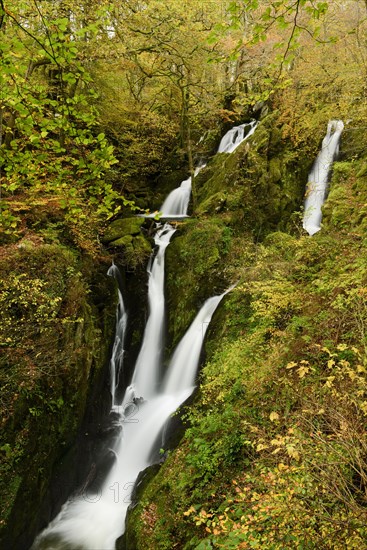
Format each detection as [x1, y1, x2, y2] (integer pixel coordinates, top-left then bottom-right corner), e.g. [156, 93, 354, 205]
[160, 175, 192, 217]
[32, 226, 230, 550]
[140, 121, 260, 222]
[31, 118, 252, 550]
[163, 291, 230, 394]
[131, 223, 175, 400]
[107, 264, 128, 407]
[32, 389, 194, 550]
[303, 120, 344, 236]
[218, 120, 258, 154]
[159, 163, 206, 218]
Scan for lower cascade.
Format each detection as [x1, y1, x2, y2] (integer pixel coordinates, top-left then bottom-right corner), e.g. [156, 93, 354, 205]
[31, 223, 230, 549]
[303, 119, 344, 236]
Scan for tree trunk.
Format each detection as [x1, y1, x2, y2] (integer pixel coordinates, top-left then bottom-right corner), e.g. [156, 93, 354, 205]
[182, 87, 196, 210]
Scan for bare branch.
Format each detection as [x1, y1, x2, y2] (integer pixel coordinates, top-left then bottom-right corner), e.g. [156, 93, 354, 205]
[0, 0, 5, 30]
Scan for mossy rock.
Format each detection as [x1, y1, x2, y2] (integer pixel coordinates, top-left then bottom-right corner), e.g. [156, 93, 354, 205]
[118, 234, 153, 269]
[192, 112, 312, 238]
[110, 234, 133, 247]
[165, 219, 237, 349]
[101, 217, 144, 243]
[322, 157, 367, 233]
[133, 234, 152, 254]
[196, 191, 227, 215]
[357, 163, 367, 178]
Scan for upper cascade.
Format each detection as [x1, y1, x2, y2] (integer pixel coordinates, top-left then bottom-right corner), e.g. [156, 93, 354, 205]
[159, 163, 206, 218]
[303, 119, 344, 236]
[217, 119, 258, 154]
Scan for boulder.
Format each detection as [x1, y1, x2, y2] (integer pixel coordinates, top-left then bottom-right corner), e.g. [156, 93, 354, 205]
[101, 218, 144, 244]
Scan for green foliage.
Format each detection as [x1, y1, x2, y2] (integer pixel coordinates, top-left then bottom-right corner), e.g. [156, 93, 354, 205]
[0, 273, 63, 345]
[0, 2, 134, 247]
[184, 345, 367, 550]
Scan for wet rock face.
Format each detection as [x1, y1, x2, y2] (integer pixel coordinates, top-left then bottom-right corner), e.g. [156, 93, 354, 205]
[0, 245, 118, 550]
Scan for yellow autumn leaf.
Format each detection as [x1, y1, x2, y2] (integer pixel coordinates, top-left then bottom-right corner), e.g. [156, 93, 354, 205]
[271, 447, 282, 455]
[287, 446, 300, 460]
[183, 506, 195, 516]
[347, 369, 356, 381]
[286, 361, 298, 369]
[269, 411, 280, 422]
[271, 437, 285, 446]
[297, 365, 309, 378]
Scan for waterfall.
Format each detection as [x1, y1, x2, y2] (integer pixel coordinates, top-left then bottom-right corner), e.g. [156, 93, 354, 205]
[303, 120, 344, 236]
[159, 163, 206, 218]
[163, 291, 230, 394]
[32, 229, 229, 550]
[107, 264, 128, 407]
[217, 120, 258, 154]
[160, 176, 192, 217]
[131, 223, 175, 400]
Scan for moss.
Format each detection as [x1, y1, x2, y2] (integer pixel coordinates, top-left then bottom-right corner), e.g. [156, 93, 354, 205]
[165, 218, 234, 349]
[101, 217, 145, 243]
[322, 160, 367, 234]
[114, 234, 153, 270]
[101, 217, 153, 270]
[196, 191, 227, 215]
[133, 234, 152, 255]
[110, 234, 134, 246]
[356, 163, 367, 178]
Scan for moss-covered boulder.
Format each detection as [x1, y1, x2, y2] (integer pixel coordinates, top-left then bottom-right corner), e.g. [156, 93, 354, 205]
[101, 217, 153, 269]
[101, 217, 145, 243]
[322, 160, 367, 235]
[111, 234, 134, 247]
